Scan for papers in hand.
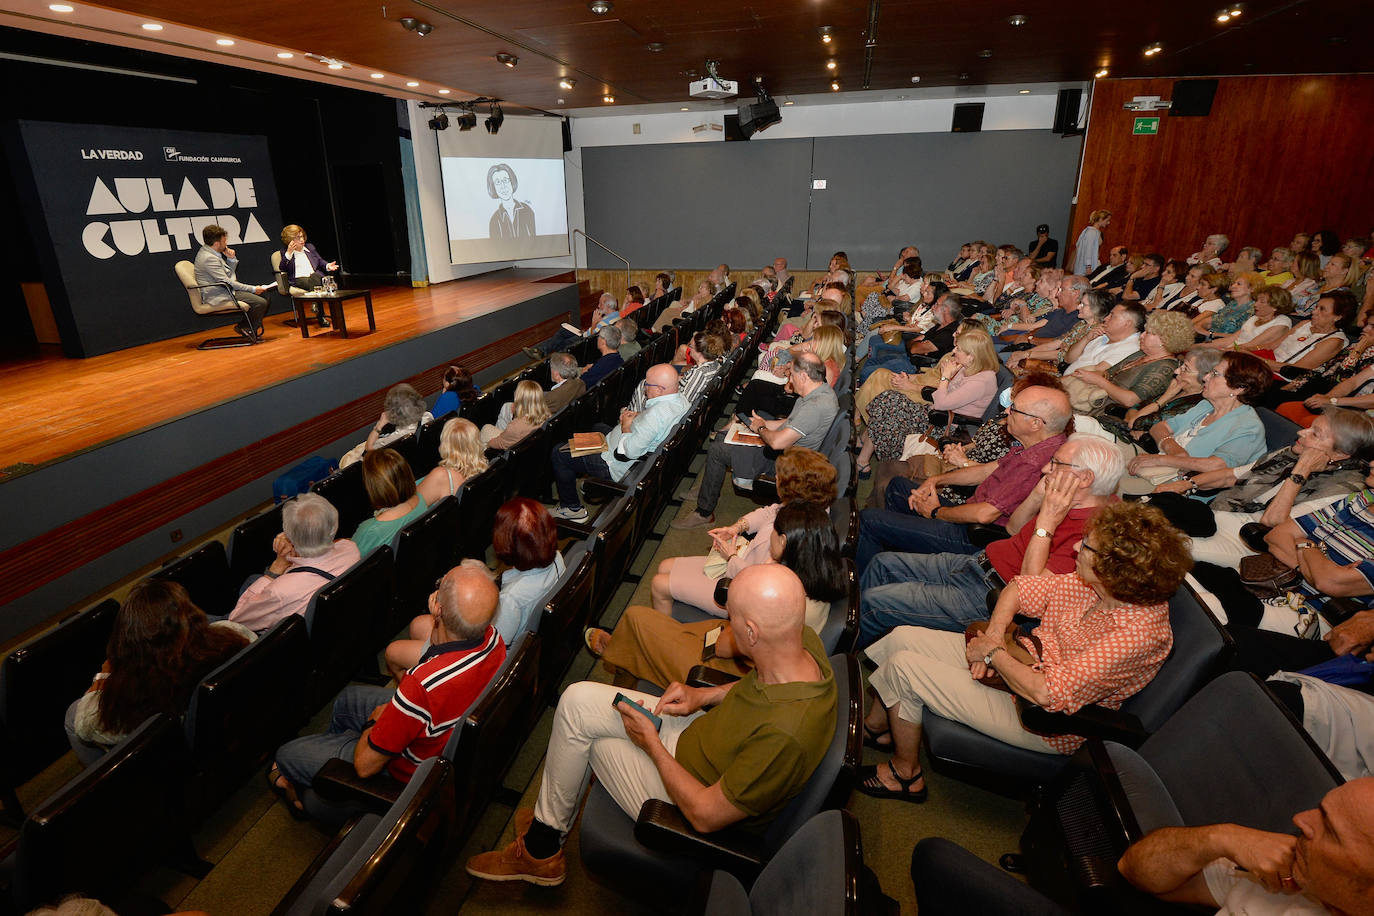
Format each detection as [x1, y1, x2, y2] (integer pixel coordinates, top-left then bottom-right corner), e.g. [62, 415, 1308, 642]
[724, 421, 765, 447]
[561, 322, 584, 335]
[568, 432, 609, 457]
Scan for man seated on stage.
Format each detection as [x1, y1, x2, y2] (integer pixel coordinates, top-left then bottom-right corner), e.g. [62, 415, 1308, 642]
[673, 352, 838, 529]
[194, 224, 272, 341]
[464, 563, 836, 887]
[549, 363, 688, 522]
[581, 325, 625, 389]
[524, 293, 621, 360]
[228, 493, 360, 633]
[277, 223, 338, 327]
[1118, 778, 1374, 916]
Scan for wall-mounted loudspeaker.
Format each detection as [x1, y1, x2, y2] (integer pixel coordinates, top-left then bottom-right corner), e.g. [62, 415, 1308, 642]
[562, 119, 573, 152]
[1053, 88, 1083, 134]
[951, 103, 984, 133]
[1170, 79, 1218, 117]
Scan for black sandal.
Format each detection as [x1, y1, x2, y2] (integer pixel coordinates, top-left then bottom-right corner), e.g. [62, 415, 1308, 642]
[862, 724, 892, 750]
[856, 761, 928, 804]
[267, 765, 309, 821]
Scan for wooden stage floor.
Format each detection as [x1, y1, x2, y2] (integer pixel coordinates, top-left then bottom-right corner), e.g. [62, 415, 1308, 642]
[0, 269, 575, 477]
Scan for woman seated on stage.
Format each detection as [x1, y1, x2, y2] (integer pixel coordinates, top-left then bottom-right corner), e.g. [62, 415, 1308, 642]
[339, 384, 431, 468]
[585, 500, 846, 688]
[650, 447, 836, 618]
[417, 418, 488, 506]
[351, 448, 427, 557]
[432, 364, 482, 418]
[66, 580, 252, 765]
[858, 502, 1190, 803]
[481, 381, 550, 450]
[278, 223, 338, 326]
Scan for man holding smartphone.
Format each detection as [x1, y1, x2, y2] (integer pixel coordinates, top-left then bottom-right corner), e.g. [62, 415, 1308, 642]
[465, 564, 837, 886]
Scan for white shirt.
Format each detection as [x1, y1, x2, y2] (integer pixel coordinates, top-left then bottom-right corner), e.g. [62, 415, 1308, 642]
[1202, 859, 1326, 915]
[1197, 297, 1225, 314]
[1233, 314, 1292, 346]
[1273, 322, 1347, 363]
[1073, 225, 1102, 275]
[291, 250, 313, 277]
[1064, 332, 1141, 375]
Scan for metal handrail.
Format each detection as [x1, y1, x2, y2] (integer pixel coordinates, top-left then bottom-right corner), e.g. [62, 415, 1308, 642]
[572, 229, 630, 282]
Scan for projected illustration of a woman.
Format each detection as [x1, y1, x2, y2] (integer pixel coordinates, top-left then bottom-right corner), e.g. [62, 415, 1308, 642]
[486, 163, 536, 239]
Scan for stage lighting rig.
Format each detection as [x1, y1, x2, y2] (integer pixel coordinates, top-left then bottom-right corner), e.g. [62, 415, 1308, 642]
[485, 102, 504, 134]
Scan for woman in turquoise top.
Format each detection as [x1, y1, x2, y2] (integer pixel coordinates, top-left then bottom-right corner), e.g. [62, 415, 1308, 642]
[1204, 272, 1261, 337]
[1124, 351, 1272, 491]
[351, 448, 428, 556]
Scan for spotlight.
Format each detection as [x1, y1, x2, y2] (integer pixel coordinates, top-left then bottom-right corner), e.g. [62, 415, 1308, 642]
[1007, 13, 1028, 26]
[588, 0, 613, 13]
[826, 60, 836, 70]
[327, 62, 343, 70]
[48, 3, 75, 11]
[456, 108, 477, 130]
[406, 80, 419, 87]
[559, 77, 577, 90]
[141, 22, 163, 31]
[1095, 67, 1109, 78]
[1228, 3, 1244, 16]
[438, 88, 451, 94]
[1216, 10, 1231, 21]
[736, 76, 781, 139]
[416, 22, 433, 36]
[485, 103, 504, 134]
[428, 112, 449, 131]
[496, 52, 518, 67]
[399, 16, 418, 30]
[830, 80, 840, 91]
[602, 94, 615, 103]
[818, 26, 834, 44]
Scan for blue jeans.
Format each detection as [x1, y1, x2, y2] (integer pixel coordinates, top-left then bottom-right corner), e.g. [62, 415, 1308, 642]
[857, 551, 999, 648]
[858, 348, 915, 384]
[856, 505, 979, 574]
[551, 444, 612, 509]
[274, 684, 396, 819]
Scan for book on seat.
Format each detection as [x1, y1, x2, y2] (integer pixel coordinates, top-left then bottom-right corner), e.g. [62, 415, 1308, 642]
[569, 432, 609, 456]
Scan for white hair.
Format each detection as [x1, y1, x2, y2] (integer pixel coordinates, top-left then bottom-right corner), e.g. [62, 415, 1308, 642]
[1065, 434, 1126, 496]
[1206, 233, 1230, 253]
[283, 492, 339, 557]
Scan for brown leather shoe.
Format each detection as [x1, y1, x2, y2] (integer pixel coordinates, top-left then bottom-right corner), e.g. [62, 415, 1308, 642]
[513, 807, 534, 838]
[466, 835, 566, 886]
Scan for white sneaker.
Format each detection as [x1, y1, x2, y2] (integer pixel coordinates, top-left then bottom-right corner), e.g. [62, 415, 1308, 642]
[551, 505, 588, 522]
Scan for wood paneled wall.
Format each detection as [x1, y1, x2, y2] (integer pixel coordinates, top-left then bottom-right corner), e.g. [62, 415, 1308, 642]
[1067, 75, 1374, 267]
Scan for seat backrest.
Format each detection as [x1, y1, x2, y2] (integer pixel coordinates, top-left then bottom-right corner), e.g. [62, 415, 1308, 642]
[175, 260, 209, 313]
[1136, 671, 1341, 834]
[983, 365, 1017, 422]
[454, 456, 508, 562]
[536, 542, 597, 688]
[591, 491, 640, 611]
[304, 547, 393, 708]
[1255, 405, 1300, 453]
[228, 502, 286, 587]
[1119, 580, 1233, 733]
[818, 408, 851, 459]
[276, 757, 453, 916]
[389, 498, 464, 631]
[503, 422, 553, 502]
[760, 653, 859, 857]
[412, 412, 455, 479]
[817, 560, 859, 655]
[0, 598, 120, 790]
[312, 462, 373, 538]
[745, 809, 857, 916]
[459, 392, 501, 431]
[184, 616, 310, 811]
[154, 540, 237, 617]
[13, 714, 188, 912]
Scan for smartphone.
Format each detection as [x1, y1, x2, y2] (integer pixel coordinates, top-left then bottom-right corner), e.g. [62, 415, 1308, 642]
[612, 692, 662, 730]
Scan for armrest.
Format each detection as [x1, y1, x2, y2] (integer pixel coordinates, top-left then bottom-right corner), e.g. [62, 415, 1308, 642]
[633, 799, 765, 873]
[311, 758, 402, 813]
[582, 478, 629, 499]
[555, 520, 595, 540]
[1018, 702, 1149, 748]
[686, 666, 741, 689]
[966, 524, 1009, 548]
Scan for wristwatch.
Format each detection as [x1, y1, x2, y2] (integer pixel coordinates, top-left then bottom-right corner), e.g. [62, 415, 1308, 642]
[982, 646, 1005, 666]
[931, 506, 942, 520]
[1289, 472, 1309, 487]
[1033, 526, 1052, 539]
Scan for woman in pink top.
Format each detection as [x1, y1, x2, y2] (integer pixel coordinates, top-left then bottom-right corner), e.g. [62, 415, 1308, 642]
[481, 381, 550, 450]
[858, 326, 1000, 471]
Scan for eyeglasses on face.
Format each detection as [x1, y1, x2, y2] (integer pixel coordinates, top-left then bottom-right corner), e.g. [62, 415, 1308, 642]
[1007, 405, 1042, 422]
[1048, 458, 1084, 471]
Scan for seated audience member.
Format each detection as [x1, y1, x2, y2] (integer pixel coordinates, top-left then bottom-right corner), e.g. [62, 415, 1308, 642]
[857, 326, 1000, 474]
[1170, 409, 1374, 568]
[1003, 276, 1098, 365]
[772, 256, 792, 293]
[739, 324, 846, 419]
[858, 435, 1123, 650]
[1187, 233, 1229, 270]
[1223, 245, 1264, 276]
[340, 383, 432, 468]
[1200, 273, 1261, 339]
[978, 246, 1024, 306]
[193, 223, 272, 340]
[615, 317, 642, 360]
[859, 291, 961, 382]
[525, 293, 620, 359]
[619, 286, 646, 318]
[1061, 309, 1193, 415]
[1278, 331, 1374, 426]
[542, 352, 587, 414]
[386, 499, 564, 676]
[981, 267, 1054, 338]
[856, 385, 1072, 562]
[1259, 290, 1356, 375]
[1141, 259, 1189, 310]
[352, 448, 427, 556]
[649, 271, 673, 302]
[417, 417, 488, 506]
[1061, 302, 1144, 375]
[654, 447, 835, 617]
[1118, 778, 1374, 915]
[859, 502, 1190, 802]
[1203, 284, 1295, 353]
[856, 249, 921, 338]
[674, 352, 838, 529]
[1123, 351, 1271, 493]
[965, 249, 998, 297]
[270, 567, 505, 821]
[761, 307, 846, 377]
[1286, 251, 1325, 313]
[1027, 223, 1058, 268]
[1100, 346, 1220, 445]
[432, 364, 482, 418]
[1086, 245, 1129, 293]
[464, 563, 836, 887]
[227, 493, 360, 632]
[654, 280, 713, 331]
[550, 363, 689, 521]
[587, 501, 846, 687]
[634, 331, 728, 411]
[66, 580, 252, 765]
[1265, 674, 1374, 780]
[481, 380, 550, 449]
[1119, 252, 1165, 303]
[277, 223, 338, 326]
[580, 325, 625, 389]
[709, 262, 732, 293]
[1259, 246, 1296, 286]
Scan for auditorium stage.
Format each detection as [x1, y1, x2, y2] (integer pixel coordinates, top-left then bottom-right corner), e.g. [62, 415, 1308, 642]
[0, 267, 581, 644]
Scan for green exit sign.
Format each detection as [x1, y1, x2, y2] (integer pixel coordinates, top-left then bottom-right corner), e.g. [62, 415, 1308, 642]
[1133, 117, 1160, 135]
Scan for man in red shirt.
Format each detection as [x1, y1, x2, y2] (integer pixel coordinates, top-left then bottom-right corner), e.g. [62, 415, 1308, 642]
[857, 434, 1122, 649]
[269, 566, 506, 820]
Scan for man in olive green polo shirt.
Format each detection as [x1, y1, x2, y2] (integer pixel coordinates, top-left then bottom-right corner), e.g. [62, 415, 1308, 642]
[466, 564, 837, 886]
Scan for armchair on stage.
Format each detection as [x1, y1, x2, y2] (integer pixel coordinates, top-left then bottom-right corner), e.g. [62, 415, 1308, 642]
[174, 260, 262, 350]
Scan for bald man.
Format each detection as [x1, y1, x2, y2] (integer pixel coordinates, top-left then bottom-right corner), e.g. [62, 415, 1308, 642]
[551, 363, 690, 521]
[467, 564, 838, 886]
[270, 566, 506, 822]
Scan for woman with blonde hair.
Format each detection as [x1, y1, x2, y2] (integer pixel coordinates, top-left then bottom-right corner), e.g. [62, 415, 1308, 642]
[858, 326, 1000, 473]
[481, 380, 550, 450]
[417, 417, 488, 506]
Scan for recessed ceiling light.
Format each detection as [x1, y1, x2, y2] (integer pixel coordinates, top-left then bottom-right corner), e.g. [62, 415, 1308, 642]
[977, 49, 993, 59]
[215, 38, 234, 46]
[1143, 41, 1164, 56]
[1227, 3, 1244, 17]
[826, 60, 836, 70]
[602, 94, 615, 103]
[327, 62, 343, 70]
[406, 80, 420, 87]
[438, 88, 450, 94]
[910, 75, 921, 83]
[1007, 14, 1028, 26]
[370, 72, 384, 79]
[1018, 89, 1030, 94]
[277, 51, 294, 59]
[830, 80, 840, 91]
[647, 41, 664, 52]
[141, 22, 163, 31]
[48, 4, 75, 12]
[784, 100, 794, 105]
[559, 78, 576, 90]
[818, 26, 834, 44]
[1095, 67, 1109, 78]
[588, 0, 613, 13]
[680, 106, 689, 111]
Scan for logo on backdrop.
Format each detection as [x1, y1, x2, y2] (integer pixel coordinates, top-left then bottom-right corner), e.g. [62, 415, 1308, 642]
[81, 174, 271, 259]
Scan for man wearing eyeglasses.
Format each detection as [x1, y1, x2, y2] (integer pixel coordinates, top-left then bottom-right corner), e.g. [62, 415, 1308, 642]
[856, 386, 1072, 565]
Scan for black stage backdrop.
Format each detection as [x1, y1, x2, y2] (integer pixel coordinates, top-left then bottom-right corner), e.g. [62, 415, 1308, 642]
[11, 121, 283, 357]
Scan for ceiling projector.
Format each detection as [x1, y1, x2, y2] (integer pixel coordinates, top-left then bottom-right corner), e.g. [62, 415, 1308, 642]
[689, 58, 737, 99]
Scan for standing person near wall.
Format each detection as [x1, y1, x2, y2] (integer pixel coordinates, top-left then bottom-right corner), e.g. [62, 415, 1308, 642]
[1071, 209, 1112, 277]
